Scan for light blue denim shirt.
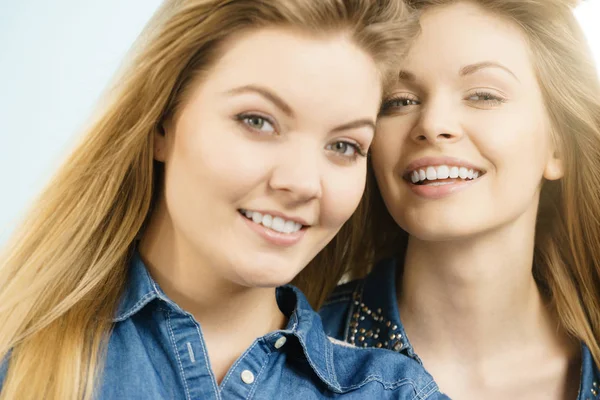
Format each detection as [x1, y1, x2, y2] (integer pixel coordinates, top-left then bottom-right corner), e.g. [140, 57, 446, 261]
[1, 253, 451, 399]
[319, 258, 600, 400]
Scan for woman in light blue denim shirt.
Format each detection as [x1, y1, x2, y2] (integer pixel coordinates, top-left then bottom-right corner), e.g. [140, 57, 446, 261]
[0, 1, 453, 399]
[321, 0, 600, 399]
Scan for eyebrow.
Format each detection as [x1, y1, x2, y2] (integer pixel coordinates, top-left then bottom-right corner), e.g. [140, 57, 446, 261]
[226, 84, 375, 134]
[459, 61, 520, 82]
[225, 84, 294, 117]
[398, 70, 416, 82]
[397, 61, 520, 83]
[331, 118, 376, 134]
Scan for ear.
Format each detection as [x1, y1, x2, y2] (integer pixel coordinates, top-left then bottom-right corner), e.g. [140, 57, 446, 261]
[154, 124, 168, 162]
[543, 149, 564, 181]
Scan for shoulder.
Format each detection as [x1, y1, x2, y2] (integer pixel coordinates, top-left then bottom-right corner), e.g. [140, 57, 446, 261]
[325, 337, 446, 399]
[319, 257, 399, 342]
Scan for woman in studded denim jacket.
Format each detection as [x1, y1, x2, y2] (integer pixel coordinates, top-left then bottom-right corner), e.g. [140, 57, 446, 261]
[321, 0, 600, 399]
[0, 1, 455, 399]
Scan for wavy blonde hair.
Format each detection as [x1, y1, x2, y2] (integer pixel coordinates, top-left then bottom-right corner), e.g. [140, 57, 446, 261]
[0, 1, 414, 398]
[352, 0, 600, 370]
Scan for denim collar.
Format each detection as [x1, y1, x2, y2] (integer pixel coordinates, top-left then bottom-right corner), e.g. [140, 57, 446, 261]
[351, 257, 600, 398]
[113, 252, 341, 391]
[348, 257, 421, 362]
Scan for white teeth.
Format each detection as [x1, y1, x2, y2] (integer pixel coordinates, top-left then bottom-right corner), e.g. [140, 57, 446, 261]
[436, 165, 450, 179]
[409, 165, 482, 184]
[449, 166, 459, 179]
[241, 210, 303, 234]
[283, 220, 296, 233]
[262, 214, 273, 228]
[271, 217, 285, 232]
[411, 170, 420, 184]
[426, 166, 437, 181]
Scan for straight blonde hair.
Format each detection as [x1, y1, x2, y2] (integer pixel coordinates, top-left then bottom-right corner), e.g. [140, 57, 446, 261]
[0, 1, 414, 398]
[352, 0, 600, 371]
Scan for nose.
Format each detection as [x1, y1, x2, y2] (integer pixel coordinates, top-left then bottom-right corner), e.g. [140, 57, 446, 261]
[268, 144, 323, 203]
[411, 96, 464, 145]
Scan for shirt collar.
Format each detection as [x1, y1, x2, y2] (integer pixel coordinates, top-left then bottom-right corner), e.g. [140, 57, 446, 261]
[348, 257, 420, 361]
[357, 258, 600, 384]
[113, 252, 340, 390]
[113, 251, 162, 322]
[579, 343, 600, 399]
[275, 286, 341, 390]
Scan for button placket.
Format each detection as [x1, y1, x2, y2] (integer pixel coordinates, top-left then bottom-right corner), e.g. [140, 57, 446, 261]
[241, 370, 255, 384]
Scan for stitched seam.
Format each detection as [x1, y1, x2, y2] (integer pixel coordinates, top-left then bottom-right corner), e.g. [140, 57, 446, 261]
[113, 292, 155, 321]
[220, 340, 261, 390]
[325, 336, 339, 388]
[320, 297, 353, 307]
[413, 380, 438, 400]
[297, 335, 342, 392]
[166, 311, 192, 400]
[337, 376, 415, 392]
[245, 351, 273, 400]
[188, 315, 220, 399]
[321, 292, 354, 306]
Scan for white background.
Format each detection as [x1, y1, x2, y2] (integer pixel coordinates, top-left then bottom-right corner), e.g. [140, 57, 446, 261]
[1, 0, 599, 245]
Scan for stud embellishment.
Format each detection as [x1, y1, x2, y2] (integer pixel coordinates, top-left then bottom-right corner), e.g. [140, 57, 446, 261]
[347, 289, 404, 352]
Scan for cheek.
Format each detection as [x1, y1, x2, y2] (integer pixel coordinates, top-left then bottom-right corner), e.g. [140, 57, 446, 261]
[321, 165, 367, 228]
[370, 124, 408, 198]
[471, 114, 551, 185]
[174, 126, 270, 202]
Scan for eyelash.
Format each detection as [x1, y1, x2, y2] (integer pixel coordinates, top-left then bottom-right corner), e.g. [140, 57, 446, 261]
[380, 90, 508, 115]
[235, 113, 367, 162]
[465, 91, 507, 107]
[235, 112, 277, 134]
[379, 95, 421, 115]
[327, 141, 368, 162]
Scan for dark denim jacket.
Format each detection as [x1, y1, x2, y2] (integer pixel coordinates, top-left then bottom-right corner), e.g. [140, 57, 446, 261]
[1, 253, 450, 399]
[319, 258, 600, 400]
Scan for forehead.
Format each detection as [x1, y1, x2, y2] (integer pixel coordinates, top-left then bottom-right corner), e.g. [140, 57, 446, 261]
[404, 2, 536, 82]
[197, 27, 382, 111]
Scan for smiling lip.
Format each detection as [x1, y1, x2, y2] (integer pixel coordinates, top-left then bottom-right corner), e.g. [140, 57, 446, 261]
[245, 209, 311, 227]
[403, 156, 485, 200]
[240, 214, 306, 247]
[404, 156, 484, 175]
[407, 178, 480, 199]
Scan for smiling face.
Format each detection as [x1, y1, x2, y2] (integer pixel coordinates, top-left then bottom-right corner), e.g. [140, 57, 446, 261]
[153, 27, 381, 287]
[373, 1, 564, 241]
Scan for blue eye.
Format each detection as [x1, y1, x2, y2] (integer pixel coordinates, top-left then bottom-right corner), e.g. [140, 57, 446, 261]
[237, 113, 276, 133]
[326, 141, 366, 161]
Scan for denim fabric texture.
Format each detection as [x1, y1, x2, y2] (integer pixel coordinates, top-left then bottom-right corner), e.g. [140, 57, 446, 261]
[319, 258, 600, 400]
[1, 252, 452, 399]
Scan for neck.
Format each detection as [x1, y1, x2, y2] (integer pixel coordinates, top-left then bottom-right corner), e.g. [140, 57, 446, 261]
[138, 201, 286, 381]
[399, 210, 571, 367]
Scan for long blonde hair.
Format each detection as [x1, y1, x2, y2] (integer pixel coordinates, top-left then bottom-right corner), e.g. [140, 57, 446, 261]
[0, 1, 414, 398]
[353, 0, 600, 370]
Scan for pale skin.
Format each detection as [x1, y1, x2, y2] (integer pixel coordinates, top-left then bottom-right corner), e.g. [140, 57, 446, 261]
[373, 3, 580, 399]
[139, 28, 382, 383]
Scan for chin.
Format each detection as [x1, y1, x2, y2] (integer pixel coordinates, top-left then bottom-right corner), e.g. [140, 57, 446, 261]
[401, 214, 484, 243]
[233, 261, 302, 289]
